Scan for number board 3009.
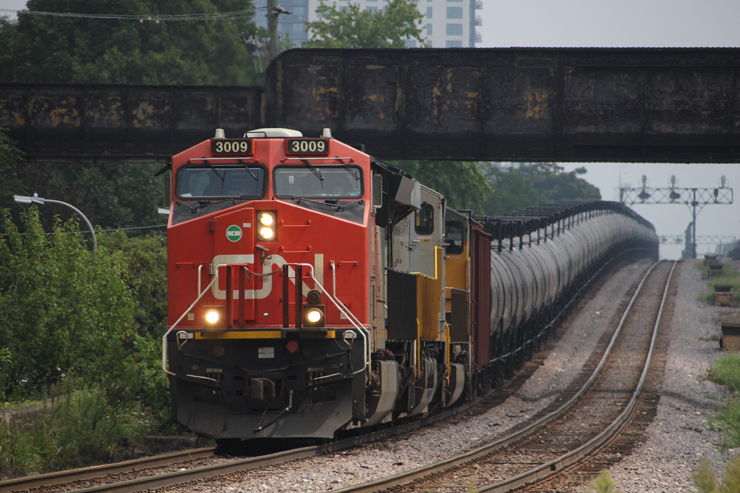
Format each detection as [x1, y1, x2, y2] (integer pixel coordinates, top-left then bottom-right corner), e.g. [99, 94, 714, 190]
[211, 139, 252, 155]
[286, 139, 329, 155]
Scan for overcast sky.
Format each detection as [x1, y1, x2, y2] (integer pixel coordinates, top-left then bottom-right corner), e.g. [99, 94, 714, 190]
[477, 1, 740, 259]
[2, 0, 739, 258]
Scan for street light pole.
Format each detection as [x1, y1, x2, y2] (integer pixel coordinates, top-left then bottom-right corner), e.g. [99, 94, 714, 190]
[14, 194, 97, 252]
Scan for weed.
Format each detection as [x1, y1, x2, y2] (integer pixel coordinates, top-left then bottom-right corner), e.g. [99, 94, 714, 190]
[466, 473, 478, 493]
[713, 398, 740, 449]
[701, 335, 722, 342]
[708, 353, 740, 391]
[587, 469, 621, 493]
[692, 454, 740, 492]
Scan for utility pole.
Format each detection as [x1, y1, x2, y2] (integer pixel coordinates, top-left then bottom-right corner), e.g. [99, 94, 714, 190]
[620, 175, 733, 259]
[266, 0, 279, 65]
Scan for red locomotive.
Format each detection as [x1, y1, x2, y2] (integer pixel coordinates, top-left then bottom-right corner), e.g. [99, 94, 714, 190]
[162, 128, 658, 441]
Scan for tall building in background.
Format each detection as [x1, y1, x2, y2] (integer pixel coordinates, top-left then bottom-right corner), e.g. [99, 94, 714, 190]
[255, 0, 481, 48]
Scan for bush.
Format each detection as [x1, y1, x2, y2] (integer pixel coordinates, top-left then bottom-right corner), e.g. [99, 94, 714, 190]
[0, 379, 150, 479]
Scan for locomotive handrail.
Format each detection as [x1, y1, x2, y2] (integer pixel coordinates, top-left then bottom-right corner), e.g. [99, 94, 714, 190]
[329, 260, 370, 374]
[297, 261, 371, 374]
[161, 269, 221, 376]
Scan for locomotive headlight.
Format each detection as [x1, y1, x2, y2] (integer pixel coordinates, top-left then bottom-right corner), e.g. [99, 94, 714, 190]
[303, 307, 325, 327]
[259, 226, 275, 240]
[306, 309, 322, 323]
[258, 212, 274, 226]
[257, 211, 276, 241]
[205, 309, 220, 325]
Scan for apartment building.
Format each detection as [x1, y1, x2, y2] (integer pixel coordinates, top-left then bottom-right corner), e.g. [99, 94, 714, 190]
[253, 0, 482, 48]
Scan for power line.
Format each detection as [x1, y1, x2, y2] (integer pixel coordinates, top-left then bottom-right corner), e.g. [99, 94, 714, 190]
[0, 7, 267, 22]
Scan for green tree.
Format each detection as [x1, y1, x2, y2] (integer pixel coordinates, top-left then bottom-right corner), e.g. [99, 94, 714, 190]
[0, 0, 260, 85]
[0, 129, 24, 213]
[391, 160, 492, 211]
[480, 165, 540, 216]
[0, 208, 136, 400]
[479, 162, 601, 216]
[517, 163, 601, 204]
[3, 160, 167, 232]
[303, 0, 425, 48]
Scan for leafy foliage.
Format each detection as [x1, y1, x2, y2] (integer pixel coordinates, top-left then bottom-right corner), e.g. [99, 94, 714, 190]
[390, 160, 600, 215]
[303, 0, 425, 48]
[5, 159, 166, 232]
[101, 232, 168, 339]
[0, 379, 149, 479]
[0, 208, 137, 400]
[391, 160, 493, 211]
[0, 129, 24, 213]
[481, 163, 601, 215]
[0, 0, 260, 85]
[98, 232, 169, 421]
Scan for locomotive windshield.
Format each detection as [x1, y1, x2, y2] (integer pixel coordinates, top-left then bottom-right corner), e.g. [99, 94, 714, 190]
[273, 166, 363, 199]
[178, 166, 266, 199]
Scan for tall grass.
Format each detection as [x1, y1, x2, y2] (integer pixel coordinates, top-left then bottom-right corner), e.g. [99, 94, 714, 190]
[709, 353, 740, 392]
[0, 379, 150, 479]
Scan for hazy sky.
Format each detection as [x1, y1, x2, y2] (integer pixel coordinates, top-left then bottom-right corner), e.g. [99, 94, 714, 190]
[477, 1, 740, 259]
[2, 0, 739, 258]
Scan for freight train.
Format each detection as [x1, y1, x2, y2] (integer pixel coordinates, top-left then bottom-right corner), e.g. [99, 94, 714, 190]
[162, 128, 658, 441]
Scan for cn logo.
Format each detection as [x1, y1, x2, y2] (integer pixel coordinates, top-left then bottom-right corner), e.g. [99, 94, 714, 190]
[211, 254, 324, 300]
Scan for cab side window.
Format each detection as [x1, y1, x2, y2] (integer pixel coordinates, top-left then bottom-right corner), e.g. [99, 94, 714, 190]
[415, 203, 434, 235]
[445, 221, 464, 254]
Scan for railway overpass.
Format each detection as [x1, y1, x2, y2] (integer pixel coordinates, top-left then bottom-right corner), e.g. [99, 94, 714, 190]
[1, 47, 739, 163]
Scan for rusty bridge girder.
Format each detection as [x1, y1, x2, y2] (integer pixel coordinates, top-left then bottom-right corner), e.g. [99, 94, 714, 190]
[265, 48, 740, 163]
[1, 48, 740, 163]
[0, 83, 262, 161]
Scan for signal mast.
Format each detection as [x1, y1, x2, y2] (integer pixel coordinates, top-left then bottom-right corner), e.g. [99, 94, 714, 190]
[620, 175, 733, 259]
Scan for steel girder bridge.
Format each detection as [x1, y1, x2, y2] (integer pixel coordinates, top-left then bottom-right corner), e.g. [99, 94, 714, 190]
[1, 47, 739, 163]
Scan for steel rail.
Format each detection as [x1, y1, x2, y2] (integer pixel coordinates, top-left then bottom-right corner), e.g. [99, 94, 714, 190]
[332, 260, 672, 493]
[0, 447, 216, 492]
[2, 252, 647, 493]
[477, 260, 677, 493]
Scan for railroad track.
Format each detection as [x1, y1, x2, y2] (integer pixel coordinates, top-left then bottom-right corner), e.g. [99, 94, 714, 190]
[0, 447, 217, 493]
[333, 259, 676, 493]
[1, 254, 648, 493]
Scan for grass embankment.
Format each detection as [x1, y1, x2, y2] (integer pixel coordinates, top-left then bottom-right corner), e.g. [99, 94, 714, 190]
[0, 379, 149, 479]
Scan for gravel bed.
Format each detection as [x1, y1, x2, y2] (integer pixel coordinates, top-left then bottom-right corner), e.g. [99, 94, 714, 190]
[576, 259, 738, 493]
[162, 258, 657, 493]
